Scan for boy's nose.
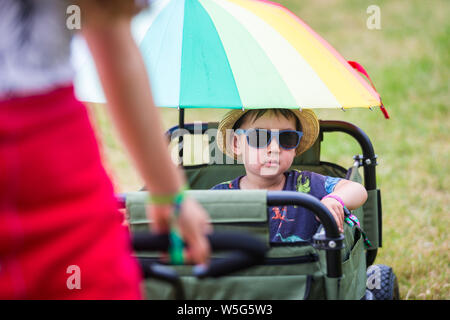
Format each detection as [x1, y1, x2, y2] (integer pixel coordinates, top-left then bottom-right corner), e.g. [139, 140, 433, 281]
[267, 135, 280, 153]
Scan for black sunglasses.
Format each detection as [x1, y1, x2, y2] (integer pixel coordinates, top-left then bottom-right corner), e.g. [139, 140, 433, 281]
[235, 128, 303, 150]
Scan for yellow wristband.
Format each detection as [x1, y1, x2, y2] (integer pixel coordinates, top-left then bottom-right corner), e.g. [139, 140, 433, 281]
[148, 184, 188, 206]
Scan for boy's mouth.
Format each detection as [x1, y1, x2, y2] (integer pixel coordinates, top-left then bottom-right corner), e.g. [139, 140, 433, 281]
[263, 160, 279, 167]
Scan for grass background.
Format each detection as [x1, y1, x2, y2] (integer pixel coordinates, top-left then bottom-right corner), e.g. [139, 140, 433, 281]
[86, 0, 449, 299]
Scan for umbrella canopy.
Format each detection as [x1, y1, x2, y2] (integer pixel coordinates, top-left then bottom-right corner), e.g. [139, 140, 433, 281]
[73, 0, 388, 117]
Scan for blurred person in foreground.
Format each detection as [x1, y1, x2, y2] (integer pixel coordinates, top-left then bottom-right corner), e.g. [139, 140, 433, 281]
[0, 0, 211, 299]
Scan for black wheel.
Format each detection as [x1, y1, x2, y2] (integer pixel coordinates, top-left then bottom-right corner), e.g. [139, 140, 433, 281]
[366, 264, 400, 300]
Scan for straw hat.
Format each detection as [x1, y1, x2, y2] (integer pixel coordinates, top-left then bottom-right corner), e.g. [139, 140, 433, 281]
[217, 108, 320, 159]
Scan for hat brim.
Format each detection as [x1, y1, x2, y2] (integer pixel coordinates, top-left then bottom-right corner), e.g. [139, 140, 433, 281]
[217, 109, 320, 159]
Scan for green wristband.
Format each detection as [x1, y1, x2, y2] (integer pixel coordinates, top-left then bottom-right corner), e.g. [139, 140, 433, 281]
[148, 184, 188, 265]
[169, 228, 184, 265]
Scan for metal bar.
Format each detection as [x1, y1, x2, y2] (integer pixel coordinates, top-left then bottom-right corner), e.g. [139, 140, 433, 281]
[319, 120, 377, 190]
[178, 108, 185, 166]
[320, 120, 382, 263]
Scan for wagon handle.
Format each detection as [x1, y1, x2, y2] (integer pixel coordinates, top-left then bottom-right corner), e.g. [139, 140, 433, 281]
[133, 231, 267, 278]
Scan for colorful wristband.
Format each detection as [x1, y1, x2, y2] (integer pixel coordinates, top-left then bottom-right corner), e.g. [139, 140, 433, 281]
[322, 194, 346, 208]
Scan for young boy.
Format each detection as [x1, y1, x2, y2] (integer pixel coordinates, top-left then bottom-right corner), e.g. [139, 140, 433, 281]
[212, 108, 368, 243]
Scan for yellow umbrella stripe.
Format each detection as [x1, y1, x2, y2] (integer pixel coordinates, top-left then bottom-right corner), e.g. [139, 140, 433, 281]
[226, 0, 381, 109]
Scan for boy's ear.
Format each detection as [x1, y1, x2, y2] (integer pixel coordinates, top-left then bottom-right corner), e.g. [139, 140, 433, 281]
[232, 134, 242, 157]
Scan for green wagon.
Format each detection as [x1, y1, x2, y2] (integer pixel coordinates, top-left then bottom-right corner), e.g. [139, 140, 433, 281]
[120, 119, 399, 300]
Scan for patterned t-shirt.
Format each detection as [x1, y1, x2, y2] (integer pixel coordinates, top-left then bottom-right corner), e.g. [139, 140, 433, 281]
[211, 170, 342, 243]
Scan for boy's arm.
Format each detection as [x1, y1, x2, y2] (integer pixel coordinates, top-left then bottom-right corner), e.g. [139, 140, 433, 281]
[321, 179, 368, 233]
[329, 180, 368, 210]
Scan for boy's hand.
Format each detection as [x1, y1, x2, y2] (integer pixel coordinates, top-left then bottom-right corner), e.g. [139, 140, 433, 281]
[320, 197, 344, 233]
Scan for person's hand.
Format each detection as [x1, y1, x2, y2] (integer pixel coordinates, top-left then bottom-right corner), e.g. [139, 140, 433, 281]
[320, 197, 344, 233]
[149, 197, 212, 265]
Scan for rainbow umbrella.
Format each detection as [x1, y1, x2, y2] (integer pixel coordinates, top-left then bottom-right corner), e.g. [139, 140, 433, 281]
[73, 0, 389, 118]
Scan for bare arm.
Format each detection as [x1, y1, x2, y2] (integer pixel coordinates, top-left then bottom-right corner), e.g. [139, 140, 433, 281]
[81, 7, 182, 195]
[79, 1, 211, 263]
[321, 179, 368, 233]
[331, 180, 368, 210]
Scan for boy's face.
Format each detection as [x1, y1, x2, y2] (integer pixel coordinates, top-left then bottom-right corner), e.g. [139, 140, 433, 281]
[233, 112, 297, 178]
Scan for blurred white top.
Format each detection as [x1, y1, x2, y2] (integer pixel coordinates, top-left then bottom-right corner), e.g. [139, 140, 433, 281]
[0, 0, 74, 99]
[0, 0, 152, 100]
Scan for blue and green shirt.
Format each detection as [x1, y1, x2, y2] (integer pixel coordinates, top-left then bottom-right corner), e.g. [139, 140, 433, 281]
[211, 170, 342, 243]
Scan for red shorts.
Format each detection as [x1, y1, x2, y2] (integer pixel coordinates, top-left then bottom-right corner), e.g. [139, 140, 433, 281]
[0, 86, 142, 299]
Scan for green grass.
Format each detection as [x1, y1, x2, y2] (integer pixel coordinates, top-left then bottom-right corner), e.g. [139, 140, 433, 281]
[87, 0, 449, 299]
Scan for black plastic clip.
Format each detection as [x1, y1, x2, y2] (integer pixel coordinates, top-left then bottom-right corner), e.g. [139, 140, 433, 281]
[312, 233, 345, 251]
[353, 154, 378, 167]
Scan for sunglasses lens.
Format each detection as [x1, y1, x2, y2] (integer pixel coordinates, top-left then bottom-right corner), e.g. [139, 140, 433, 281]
[279, 131, 301, 149]
[247, 129, 271, 148]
